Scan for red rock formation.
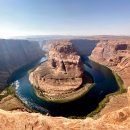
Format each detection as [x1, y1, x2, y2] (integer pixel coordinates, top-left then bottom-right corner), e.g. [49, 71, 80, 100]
[0, 93, 130, 130]
[29, 41, 92, 101]
[48, 41, 83, 77]
[91, 40, 130, 87]
[1, 38, 130, 130]
[128, 87, 130, 104]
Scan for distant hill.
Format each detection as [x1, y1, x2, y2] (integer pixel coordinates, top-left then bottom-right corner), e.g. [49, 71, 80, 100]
[13, 35, 130, 42]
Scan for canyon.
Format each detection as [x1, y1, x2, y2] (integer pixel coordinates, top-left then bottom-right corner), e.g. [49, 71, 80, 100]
[0, 37, 130, 129]
[91, 39, 130, 88]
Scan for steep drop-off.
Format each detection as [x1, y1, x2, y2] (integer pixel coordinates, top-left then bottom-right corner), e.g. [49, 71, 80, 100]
[0, 39, 43, 90]
[1, 37, 130, 130]
[91, 40, 130, 87]
[0, 88, 130, 130]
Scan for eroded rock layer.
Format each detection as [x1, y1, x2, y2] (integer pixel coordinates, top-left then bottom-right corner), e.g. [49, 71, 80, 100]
[91, 40, 130, 87]
[29, 41, 92, 101]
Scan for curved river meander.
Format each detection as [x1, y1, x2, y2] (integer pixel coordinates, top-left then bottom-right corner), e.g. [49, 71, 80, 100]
[9, 56, 119, 117]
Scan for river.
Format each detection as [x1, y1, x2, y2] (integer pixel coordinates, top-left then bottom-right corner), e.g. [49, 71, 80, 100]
[9, 56, 119, 117]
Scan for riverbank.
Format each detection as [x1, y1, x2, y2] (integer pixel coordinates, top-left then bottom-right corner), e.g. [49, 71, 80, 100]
[28, 58, 95, 103]
[0, 85, 32, 112]
[7, 57, 45, 85]
[33, 82, 95, 103]
[87, 58, 127, 118]
[0, 56, 126, 119]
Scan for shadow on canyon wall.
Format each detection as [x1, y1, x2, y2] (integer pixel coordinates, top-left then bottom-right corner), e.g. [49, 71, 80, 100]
[0, 39, 43, 90]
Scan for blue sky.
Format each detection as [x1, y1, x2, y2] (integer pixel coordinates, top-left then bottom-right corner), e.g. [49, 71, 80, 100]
[0, 0, 130, 38]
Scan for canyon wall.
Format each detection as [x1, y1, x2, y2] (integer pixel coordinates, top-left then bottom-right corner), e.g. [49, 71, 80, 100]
[0, 39, 43, 90]
[41, 39, 99, 56]
[91, 40, 130, 87]
[1, 38, 130, 130]
[71, 39, 99, 56]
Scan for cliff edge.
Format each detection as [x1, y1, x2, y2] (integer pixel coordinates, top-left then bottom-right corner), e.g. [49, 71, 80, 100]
[0, 88, 130, 130]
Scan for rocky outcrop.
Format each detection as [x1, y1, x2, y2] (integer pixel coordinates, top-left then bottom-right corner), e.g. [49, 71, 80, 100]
[29, 40, 92, 101]
[0, 39, 43, 90]
[48, 41, 83, 77]
[91, 40, 130, 87]
[0, 88, 130, 130]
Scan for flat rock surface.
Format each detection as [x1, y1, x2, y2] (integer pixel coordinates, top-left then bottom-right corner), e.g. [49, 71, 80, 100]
[0, 95, 31, 112]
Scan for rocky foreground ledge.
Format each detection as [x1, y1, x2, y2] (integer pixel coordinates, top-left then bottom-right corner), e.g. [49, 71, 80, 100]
[29, 40, 92, 102]
[0, 88, 130, 130]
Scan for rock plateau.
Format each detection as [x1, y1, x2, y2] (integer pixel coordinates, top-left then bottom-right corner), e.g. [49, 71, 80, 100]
[29, 40, 92, 102]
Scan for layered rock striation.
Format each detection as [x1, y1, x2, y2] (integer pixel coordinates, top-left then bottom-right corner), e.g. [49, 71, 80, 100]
[0, 39, 43, 90]
[91, 40, 130, 87]
[29, 41, 92, 102]
[48, 41, 83, 78]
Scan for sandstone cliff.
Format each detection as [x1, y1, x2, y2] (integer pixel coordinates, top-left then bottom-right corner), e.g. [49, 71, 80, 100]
[91, 40, 130, 87]
[48, 41, 83, 77]
[0, 39, 43, 90]
[41, 36, 130, 56]
[1, 38, 130, 130]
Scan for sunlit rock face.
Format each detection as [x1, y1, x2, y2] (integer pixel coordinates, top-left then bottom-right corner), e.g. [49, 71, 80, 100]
[0, 99, 130, 130]
[48, 41, 83, 77]
[91, 40, 130, 87]
[29, 40, 90, 101]
[0, 87, 130, 130]
[128, 87, 130, 104]
[0, 39, 43, 91]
